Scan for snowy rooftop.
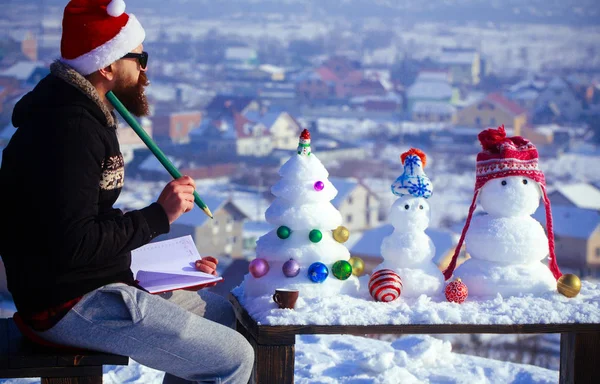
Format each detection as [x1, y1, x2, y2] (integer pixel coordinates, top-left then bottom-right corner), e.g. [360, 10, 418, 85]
[533, 205, 600, 239]
[224, 47, 257, 61]
[552, 183, 600, 210]
[439, 50, 477, 66]
[407, 81, 453, 100]
[330, 177, 359, 208]
[0, 61, 45, 81]
[412, 101, 456, 115]
[172, 194, 229, 227]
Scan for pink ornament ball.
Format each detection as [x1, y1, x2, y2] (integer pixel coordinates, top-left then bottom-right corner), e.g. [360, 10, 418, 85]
[249, 258, 270, 278]
[445, 278, 468, 304]
[313, 181, 325, 191]
[368, 269, 402, 302]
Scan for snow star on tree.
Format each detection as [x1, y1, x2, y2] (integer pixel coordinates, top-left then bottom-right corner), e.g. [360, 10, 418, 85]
[242, 129, 359, 299]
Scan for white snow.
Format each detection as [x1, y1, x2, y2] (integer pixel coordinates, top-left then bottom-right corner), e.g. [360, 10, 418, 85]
[231, 279, 600, 326]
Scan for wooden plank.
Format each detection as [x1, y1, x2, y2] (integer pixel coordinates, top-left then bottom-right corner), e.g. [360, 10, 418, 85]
[6, 319, 128, 370]
[574, 332, 600, 384]
[236, 320, 295, 384]
[42, 375, 102, 384]
[7, 319, 58, 369]
[0, 319, 9, 370]
[559, 333, 575, 384]
[56, 353, 128, 367]
[0, 365, 102, 379]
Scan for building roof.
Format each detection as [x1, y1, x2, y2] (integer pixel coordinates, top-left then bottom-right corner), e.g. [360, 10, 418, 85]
[412, 101, 456, 115]
[315, 67, 339, 83]
[552, 183, 600, 210]
[242, 221, 274, 239]
[174, 195, 230, 228]
[533, 206, 600, 239]
[205, 95, 256, 115]
[407, 81, 453, 100]
[0, 61, 45, 81]
[350, 224, 458, 265]
[330, 177, 359, 208]
[243, 110, 281, 130]
[415, 70, 450, 83]
[485, 93, 527, 116]
[225, 47, 257, 61]
[439, 48, 477, 66]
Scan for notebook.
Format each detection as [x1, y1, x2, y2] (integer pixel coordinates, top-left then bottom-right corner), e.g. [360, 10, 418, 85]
[130, 235, 223, 294]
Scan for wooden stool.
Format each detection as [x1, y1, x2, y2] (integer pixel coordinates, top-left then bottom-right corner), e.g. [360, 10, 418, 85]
[0, 318, 129, 383]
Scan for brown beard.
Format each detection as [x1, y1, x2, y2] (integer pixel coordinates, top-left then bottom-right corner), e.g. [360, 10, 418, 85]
[112, 71, 150, 117]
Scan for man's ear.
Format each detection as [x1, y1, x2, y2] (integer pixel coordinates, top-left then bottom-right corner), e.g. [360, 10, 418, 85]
[98, 63, 116, 82]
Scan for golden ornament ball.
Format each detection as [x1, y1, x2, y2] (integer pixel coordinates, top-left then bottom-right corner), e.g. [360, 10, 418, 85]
[333, 225, 350, 243]
[557, 274, 581, 298]
[348, 256, 365, 276]
[333, 226, 350, 243]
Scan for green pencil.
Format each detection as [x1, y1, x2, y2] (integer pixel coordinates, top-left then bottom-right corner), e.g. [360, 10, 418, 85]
[106, 91, 213, 219]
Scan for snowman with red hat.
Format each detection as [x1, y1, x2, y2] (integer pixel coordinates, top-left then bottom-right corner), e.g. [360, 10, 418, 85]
[443, 125, 579, 298]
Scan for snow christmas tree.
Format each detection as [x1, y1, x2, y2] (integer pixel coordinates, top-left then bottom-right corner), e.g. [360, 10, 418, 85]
[242, 129, 360, 299]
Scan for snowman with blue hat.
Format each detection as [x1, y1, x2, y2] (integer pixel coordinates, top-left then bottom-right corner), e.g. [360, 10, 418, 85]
[374, 148, 445, 298]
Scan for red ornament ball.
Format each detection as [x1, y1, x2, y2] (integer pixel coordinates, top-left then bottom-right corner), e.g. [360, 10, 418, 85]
[445, 278, 468, 303]
[368, 269, 402, 302]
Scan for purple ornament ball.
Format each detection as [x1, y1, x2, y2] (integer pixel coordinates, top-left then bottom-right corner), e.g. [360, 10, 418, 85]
[314, 181, 325, 191]
[249, 258, 270, 278]
[282, 259, 300, 277]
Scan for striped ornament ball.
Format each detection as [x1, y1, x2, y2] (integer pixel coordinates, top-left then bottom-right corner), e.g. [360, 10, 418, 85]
[368, 269, 403, 302]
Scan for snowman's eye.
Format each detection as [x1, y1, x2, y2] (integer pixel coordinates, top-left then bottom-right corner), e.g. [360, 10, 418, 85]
[419, 205, 424, 210]
[501, 180, 507, 186]
[404, 204, 410, 210]
[522, 179, 528, 185]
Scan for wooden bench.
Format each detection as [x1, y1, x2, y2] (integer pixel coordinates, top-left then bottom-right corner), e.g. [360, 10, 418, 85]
[0, 318, 129, 384]
[230, 293, 600, 384]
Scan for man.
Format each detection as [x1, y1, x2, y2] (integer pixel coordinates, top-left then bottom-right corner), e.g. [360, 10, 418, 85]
[0, 1, 253, 383]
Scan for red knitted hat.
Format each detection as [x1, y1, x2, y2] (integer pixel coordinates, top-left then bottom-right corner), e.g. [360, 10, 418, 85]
[60, 0, 145, 75]
[443, 125, 561, 281]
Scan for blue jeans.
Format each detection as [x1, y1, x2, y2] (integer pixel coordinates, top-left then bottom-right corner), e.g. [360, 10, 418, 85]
[34, 283, 254, 384]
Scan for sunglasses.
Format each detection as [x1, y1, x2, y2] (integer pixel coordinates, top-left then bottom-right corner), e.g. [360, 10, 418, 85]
[121, 51, 148, 69]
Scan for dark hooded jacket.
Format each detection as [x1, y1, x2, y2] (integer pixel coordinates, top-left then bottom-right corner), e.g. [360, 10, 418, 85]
[0, 61, 169, 314]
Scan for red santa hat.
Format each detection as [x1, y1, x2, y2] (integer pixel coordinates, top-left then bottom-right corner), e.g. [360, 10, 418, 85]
[60, 0, 145, 75]
[443, 125, 561, 281]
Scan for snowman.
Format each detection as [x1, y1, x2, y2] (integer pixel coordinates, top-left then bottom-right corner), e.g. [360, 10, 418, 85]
[443, 125, 563, 297]
[375, 148, 445, 298]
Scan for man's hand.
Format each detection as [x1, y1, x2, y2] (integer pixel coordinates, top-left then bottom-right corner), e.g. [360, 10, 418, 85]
[183, 256, 220, 291]
[194, 256, 218, 275]
[157, 176, 196, 224]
